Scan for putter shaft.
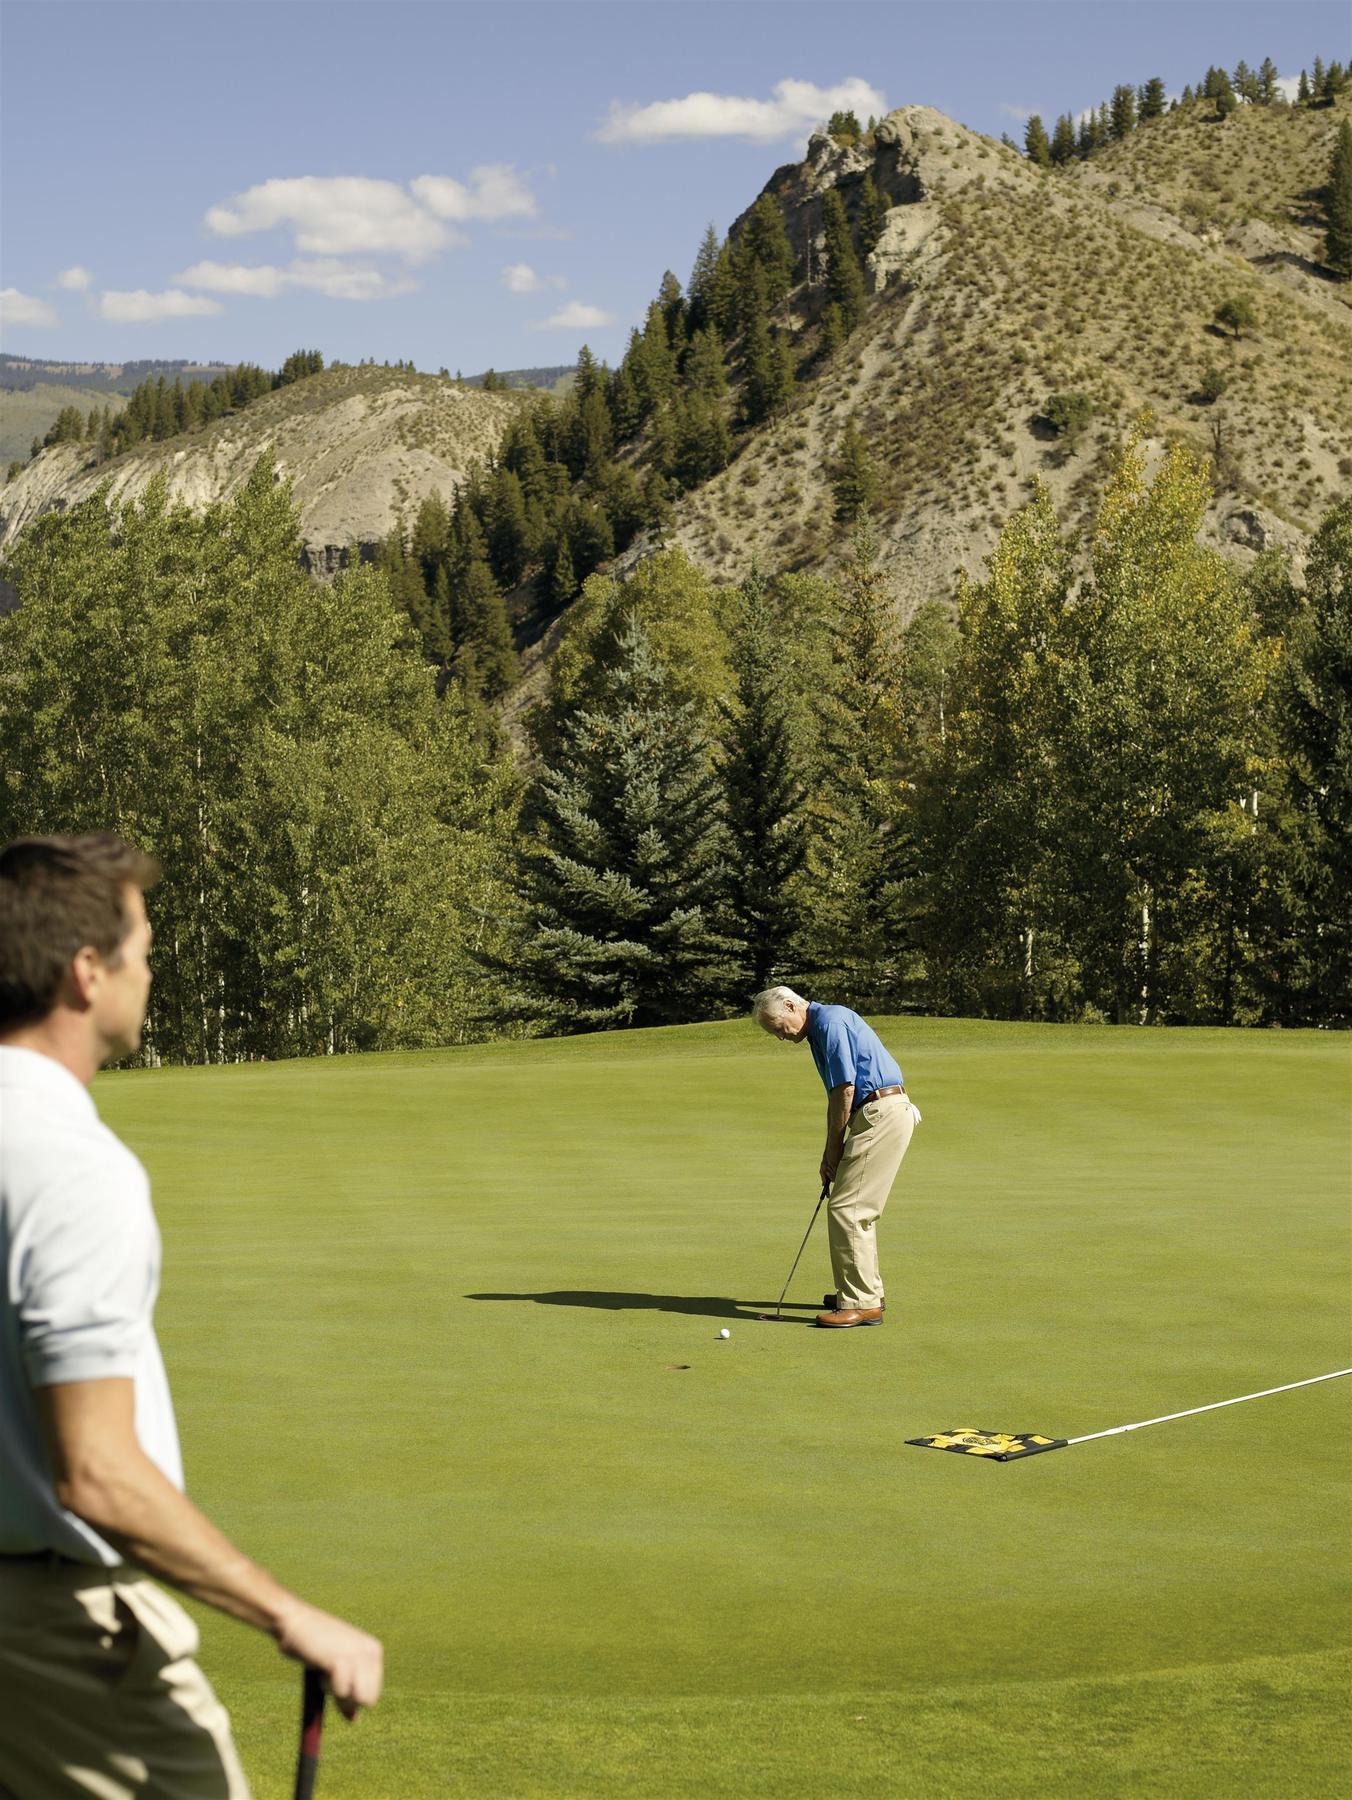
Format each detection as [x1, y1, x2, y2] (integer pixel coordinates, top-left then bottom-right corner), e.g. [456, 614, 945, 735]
[773, 1183, 829, 1316]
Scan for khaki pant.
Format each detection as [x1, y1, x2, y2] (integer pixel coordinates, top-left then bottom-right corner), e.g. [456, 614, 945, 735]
[829, 1093, 915, 1311]
[0, 1560, 250, 1799]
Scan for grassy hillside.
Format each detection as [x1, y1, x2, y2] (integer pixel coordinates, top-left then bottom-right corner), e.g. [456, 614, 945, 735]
[664, 97, 1352, 612]
[5, 100, 1349, 637]
[1078, 89, 1344, 254]
[93, 1018, 1351, 1796]
[0, 363, 527, 568]
[0, 382, 123, 464]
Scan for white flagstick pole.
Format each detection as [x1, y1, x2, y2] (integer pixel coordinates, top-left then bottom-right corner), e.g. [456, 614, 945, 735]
[1067, 1369, 1352, 1446]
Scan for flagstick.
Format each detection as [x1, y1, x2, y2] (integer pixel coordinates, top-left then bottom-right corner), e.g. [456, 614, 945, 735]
[1066, 1369, 1352, 1446]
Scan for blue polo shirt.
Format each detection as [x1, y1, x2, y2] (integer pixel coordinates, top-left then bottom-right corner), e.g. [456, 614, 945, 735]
[806, 1002, 903, 1099]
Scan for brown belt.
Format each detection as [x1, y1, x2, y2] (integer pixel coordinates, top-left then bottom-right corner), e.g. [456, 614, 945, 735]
[854, 1084, 906, 1113]
[0, 1548, 89, 1567]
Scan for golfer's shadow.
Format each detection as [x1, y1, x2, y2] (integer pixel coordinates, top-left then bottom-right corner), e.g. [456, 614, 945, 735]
[466, 1291, 820, 1325]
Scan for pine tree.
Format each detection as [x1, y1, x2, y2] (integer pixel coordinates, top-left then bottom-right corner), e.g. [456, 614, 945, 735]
[1326, 120, 1352, 277]
[707, 239, 740, 339]
[1024, 114, 1053, 167]
[634, 300, 678, 415]
[657, 269, 687, 352]
[1181, 84, 1194, 106]
[456, 555, 517, 701]
[1258, 58, 1280, 105]
[1109, 84, 1137, 139]
[721, 571, 804, 995]
[1280, 498, 1352, 1020]
[501, 614, 735, 1030]
[742, 194, 795, 305]
[684, 325, 727, 399]
[1138, 76, 1167, 120]
[1312, 57, 1326, 100]
[831, 420, 879, 522]
[1050, 113, 1078, 164]
[1232, 60, 1257, 102]
[1297, 70, 1311, 106]
[485, 468, 530, 588]
[801, 529, 907, 1006]
[856, 176, 887, 253]
[607, 360, 643, 439]
[740, 312, 794, 425]
[548, 534, 577, 608]
[821, 188, 867, 331]
[687, 223, 722, 334]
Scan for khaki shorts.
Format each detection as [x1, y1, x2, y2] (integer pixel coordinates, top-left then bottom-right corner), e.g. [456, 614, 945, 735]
[0, 1559, 250, 1799]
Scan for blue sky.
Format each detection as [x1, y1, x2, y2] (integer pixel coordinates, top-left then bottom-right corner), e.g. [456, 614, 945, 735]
[1, 0, 1345, 372]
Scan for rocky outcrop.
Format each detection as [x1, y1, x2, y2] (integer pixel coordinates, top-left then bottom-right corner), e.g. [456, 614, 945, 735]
[0, 366, 521, 567]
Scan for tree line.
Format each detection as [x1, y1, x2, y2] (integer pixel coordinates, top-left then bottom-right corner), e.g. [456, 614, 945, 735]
[1022, 50, 1348, 168]
[504, 443, 1349, 1032]
[6, 435, 1343, 1061]
[18, 350, 327, 472]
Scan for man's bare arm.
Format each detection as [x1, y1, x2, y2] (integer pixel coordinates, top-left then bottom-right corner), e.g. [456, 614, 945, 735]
[821, 1082, 855, 1183]
[37, 1378, 382, 1718]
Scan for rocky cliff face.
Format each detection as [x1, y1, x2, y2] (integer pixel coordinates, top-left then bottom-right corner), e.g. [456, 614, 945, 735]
[0, 366, 521, 568]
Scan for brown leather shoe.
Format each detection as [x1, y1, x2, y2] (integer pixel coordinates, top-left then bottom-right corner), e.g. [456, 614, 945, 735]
[824, 1293, 885, 1311]
[815, 1307, 884, 1328]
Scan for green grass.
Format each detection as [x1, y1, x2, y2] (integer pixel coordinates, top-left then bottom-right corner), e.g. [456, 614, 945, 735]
[94, 1018, 1352, 1797]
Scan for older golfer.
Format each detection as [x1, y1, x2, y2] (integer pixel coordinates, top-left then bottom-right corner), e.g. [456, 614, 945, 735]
[0, 834, 382, 1797]
[752, 986, 918, 1328]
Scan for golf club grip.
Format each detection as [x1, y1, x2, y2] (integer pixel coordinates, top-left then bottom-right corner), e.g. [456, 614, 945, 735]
[293, 1666, 326, 1800]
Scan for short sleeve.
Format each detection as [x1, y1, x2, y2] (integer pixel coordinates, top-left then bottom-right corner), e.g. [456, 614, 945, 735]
[17, 1149, 157, 1389]
[821, 1018, 857, 1092]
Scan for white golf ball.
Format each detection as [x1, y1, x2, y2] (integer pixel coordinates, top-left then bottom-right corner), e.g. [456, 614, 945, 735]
[719, 1328, 730, 1339]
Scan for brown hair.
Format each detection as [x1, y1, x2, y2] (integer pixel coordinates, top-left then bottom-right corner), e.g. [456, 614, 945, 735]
[0, 834, 161, 1029]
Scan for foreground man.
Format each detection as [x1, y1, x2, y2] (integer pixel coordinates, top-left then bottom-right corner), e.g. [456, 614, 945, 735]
[0, 834, 382, 1798]
[752, 986, 918, 1328]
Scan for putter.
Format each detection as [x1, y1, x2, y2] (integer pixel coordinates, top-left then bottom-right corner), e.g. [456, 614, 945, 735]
[757, 1183, 830, 1320]
[293, 1666, 326, 1800]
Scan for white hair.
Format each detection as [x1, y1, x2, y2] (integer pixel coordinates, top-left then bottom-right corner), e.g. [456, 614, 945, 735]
[751, 986, 806, 1026]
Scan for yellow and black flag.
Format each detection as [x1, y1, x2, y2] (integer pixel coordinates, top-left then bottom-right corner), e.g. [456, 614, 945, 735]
[906, 1428, 1068, 1462]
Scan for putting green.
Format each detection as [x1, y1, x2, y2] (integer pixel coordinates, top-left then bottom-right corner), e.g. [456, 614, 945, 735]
[94, 1019, 1351, 1796]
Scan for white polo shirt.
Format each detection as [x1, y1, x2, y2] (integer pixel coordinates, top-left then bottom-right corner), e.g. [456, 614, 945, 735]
[0, 1045, 183, 1565]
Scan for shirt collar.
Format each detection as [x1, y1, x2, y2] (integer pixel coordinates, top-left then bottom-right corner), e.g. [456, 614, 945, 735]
[0, 1045, 99, 1124]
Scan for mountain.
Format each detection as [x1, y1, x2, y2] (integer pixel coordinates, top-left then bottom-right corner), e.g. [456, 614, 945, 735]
[643, 97, 1351, 612]
[4, 93, 1349, 616]
[0, 364, 524, 572]
[0, 354, 237, 393]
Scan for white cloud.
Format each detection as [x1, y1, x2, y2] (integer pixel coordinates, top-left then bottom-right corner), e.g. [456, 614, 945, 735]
[998, 103, 1035, 122]
[177, 260, 288, 298]
[55, 265, 92, 291]
[205, 176, 454, 262]
[596, 76, 885, 145]
[501, 262, 567, 295]
[176, 258, 414, 302]
[530, 300, 615, 331]
[1275, 73, 1302, 103]
[97, 288, 223, 323]
[411, 164, 537, 222]
[0, 288, 59, 329]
